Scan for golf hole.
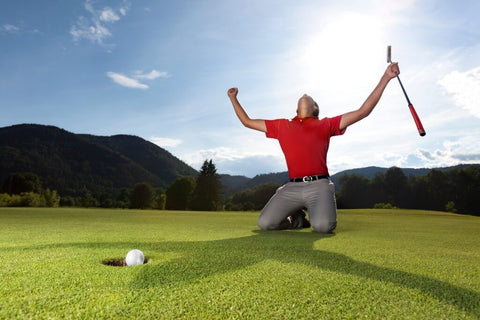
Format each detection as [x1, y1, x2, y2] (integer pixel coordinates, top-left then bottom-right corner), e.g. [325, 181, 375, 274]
[102, 258, 150, 267]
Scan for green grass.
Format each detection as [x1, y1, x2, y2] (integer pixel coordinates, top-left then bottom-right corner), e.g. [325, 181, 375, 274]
[0, 207, 479, 319]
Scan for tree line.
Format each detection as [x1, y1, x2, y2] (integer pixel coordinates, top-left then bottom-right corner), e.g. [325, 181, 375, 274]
[1, 162, 478, 216]
[1, 172, 61, 207]
[222, 165, 480, 216]
[0, 160, 223, 211]
[336, 166, 479, 215]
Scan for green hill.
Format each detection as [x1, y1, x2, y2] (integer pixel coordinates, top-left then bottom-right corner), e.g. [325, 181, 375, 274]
[0, 124, 197, 197]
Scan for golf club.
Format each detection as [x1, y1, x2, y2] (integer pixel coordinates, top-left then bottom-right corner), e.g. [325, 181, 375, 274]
[387, 45, 426, 136]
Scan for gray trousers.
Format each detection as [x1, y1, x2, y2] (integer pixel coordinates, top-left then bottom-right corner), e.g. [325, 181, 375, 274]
[258, 179, 337, 233]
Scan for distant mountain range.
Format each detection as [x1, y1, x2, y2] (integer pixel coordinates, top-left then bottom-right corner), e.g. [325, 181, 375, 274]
[1, 124, 476, 199]
[219, 164, 474, 196]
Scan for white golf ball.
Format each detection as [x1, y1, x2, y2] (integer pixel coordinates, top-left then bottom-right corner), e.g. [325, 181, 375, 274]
[125, 249, 144, 266]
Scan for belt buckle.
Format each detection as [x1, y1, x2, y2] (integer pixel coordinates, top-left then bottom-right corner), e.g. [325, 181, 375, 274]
[302, 176, 312, 182]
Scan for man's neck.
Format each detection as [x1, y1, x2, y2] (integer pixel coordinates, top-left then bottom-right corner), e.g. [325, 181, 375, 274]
[294, 115, 318, 120]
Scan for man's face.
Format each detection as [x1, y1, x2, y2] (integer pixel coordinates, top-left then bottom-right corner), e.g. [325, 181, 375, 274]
[297, 94, 319, 117]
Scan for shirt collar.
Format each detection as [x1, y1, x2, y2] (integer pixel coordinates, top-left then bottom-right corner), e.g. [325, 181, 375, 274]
[292, 116, 318, 122]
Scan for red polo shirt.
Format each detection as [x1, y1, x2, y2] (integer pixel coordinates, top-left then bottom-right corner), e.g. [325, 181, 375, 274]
[265, 115, 345, 178]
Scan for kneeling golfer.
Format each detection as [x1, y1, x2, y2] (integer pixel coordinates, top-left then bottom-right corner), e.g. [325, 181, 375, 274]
[227, 62, 400, 233]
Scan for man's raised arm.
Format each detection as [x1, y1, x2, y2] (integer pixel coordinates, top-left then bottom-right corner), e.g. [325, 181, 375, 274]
[227, 87, 267, 133]
[339, 62, 400, 131]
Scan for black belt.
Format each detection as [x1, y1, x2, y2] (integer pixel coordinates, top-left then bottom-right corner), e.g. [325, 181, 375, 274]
[290, 174, 329, 182]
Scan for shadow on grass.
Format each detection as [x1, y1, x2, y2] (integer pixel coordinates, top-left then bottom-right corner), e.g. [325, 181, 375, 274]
[130, 231, 479, 317]
[10, 231, 479, 317]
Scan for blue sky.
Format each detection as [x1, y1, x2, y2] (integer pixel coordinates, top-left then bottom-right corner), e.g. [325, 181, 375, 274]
[1, 0, 479, 177]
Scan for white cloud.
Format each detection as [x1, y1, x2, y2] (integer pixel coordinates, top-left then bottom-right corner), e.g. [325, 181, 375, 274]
[71, 0, 128, 45]
[84, 0, 95, 14]
[191, 147, 252, 163]
[149, 137, 182, 147]
[70, 17, 111, 44]
[106, 72, 148, 89]
[100, 7, 120, 22]
[134, 70, 170, 80]
[178, 147, 286, 177]
[107, 69, 170, 89]
[2, 24, 19, 32]
[438, 66, 480, 118]
[414, 136, 480, 168]
[119, 6, 129, 16]
[1, 24, 40, 35]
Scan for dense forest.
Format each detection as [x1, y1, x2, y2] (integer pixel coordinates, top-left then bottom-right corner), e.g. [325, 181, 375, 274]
[224, 166, 480, 216]
[2, 162, 479, 216]
[336, 166, 479, 215]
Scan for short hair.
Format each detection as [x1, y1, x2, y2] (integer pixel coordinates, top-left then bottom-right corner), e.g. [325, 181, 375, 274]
[312, 101, 319, 117]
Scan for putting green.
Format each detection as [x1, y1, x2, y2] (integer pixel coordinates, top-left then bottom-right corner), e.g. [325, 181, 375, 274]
[0, 208, 479, 319]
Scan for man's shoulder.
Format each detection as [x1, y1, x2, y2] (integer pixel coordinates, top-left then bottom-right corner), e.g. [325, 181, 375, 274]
[317, 115, 343, 124]
[266, 118, 290, 124]
[319, 115, 342, 120]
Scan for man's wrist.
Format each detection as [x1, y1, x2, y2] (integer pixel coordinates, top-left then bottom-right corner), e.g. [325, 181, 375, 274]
[381, 74, 392, 84]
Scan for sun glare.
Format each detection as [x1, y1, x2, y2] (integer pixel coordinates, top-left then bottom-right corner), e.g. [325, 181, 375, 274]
[297, 13, 386, 94]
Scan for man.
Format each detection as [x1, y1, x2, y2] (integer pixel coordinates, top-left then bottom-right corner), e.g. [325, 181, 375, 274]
[227, 62, 400, 233]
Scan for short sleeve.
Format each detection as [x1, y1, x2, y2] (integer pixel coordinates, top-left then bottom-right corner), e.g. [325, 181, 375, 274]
[329, 115, 346, 136]
[265, 119, 282, 139]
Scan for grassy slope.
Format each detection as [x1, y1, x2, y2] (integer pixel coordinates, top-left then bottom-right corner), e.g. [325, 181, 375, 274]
[0, 208, 479, 319]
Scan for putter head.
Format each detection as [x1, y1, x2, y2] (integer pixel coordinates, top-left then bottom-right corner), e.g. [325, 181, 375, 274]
[387, 45, 392, 63]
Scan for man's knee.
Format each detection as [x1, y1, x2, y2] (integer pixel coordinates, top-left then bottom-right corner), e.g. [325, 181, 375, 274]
[311, 220, 337, 234]
[258, 213, 285, 230]
[257, 215, 270, 230]
[258, 213, 278, 230]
